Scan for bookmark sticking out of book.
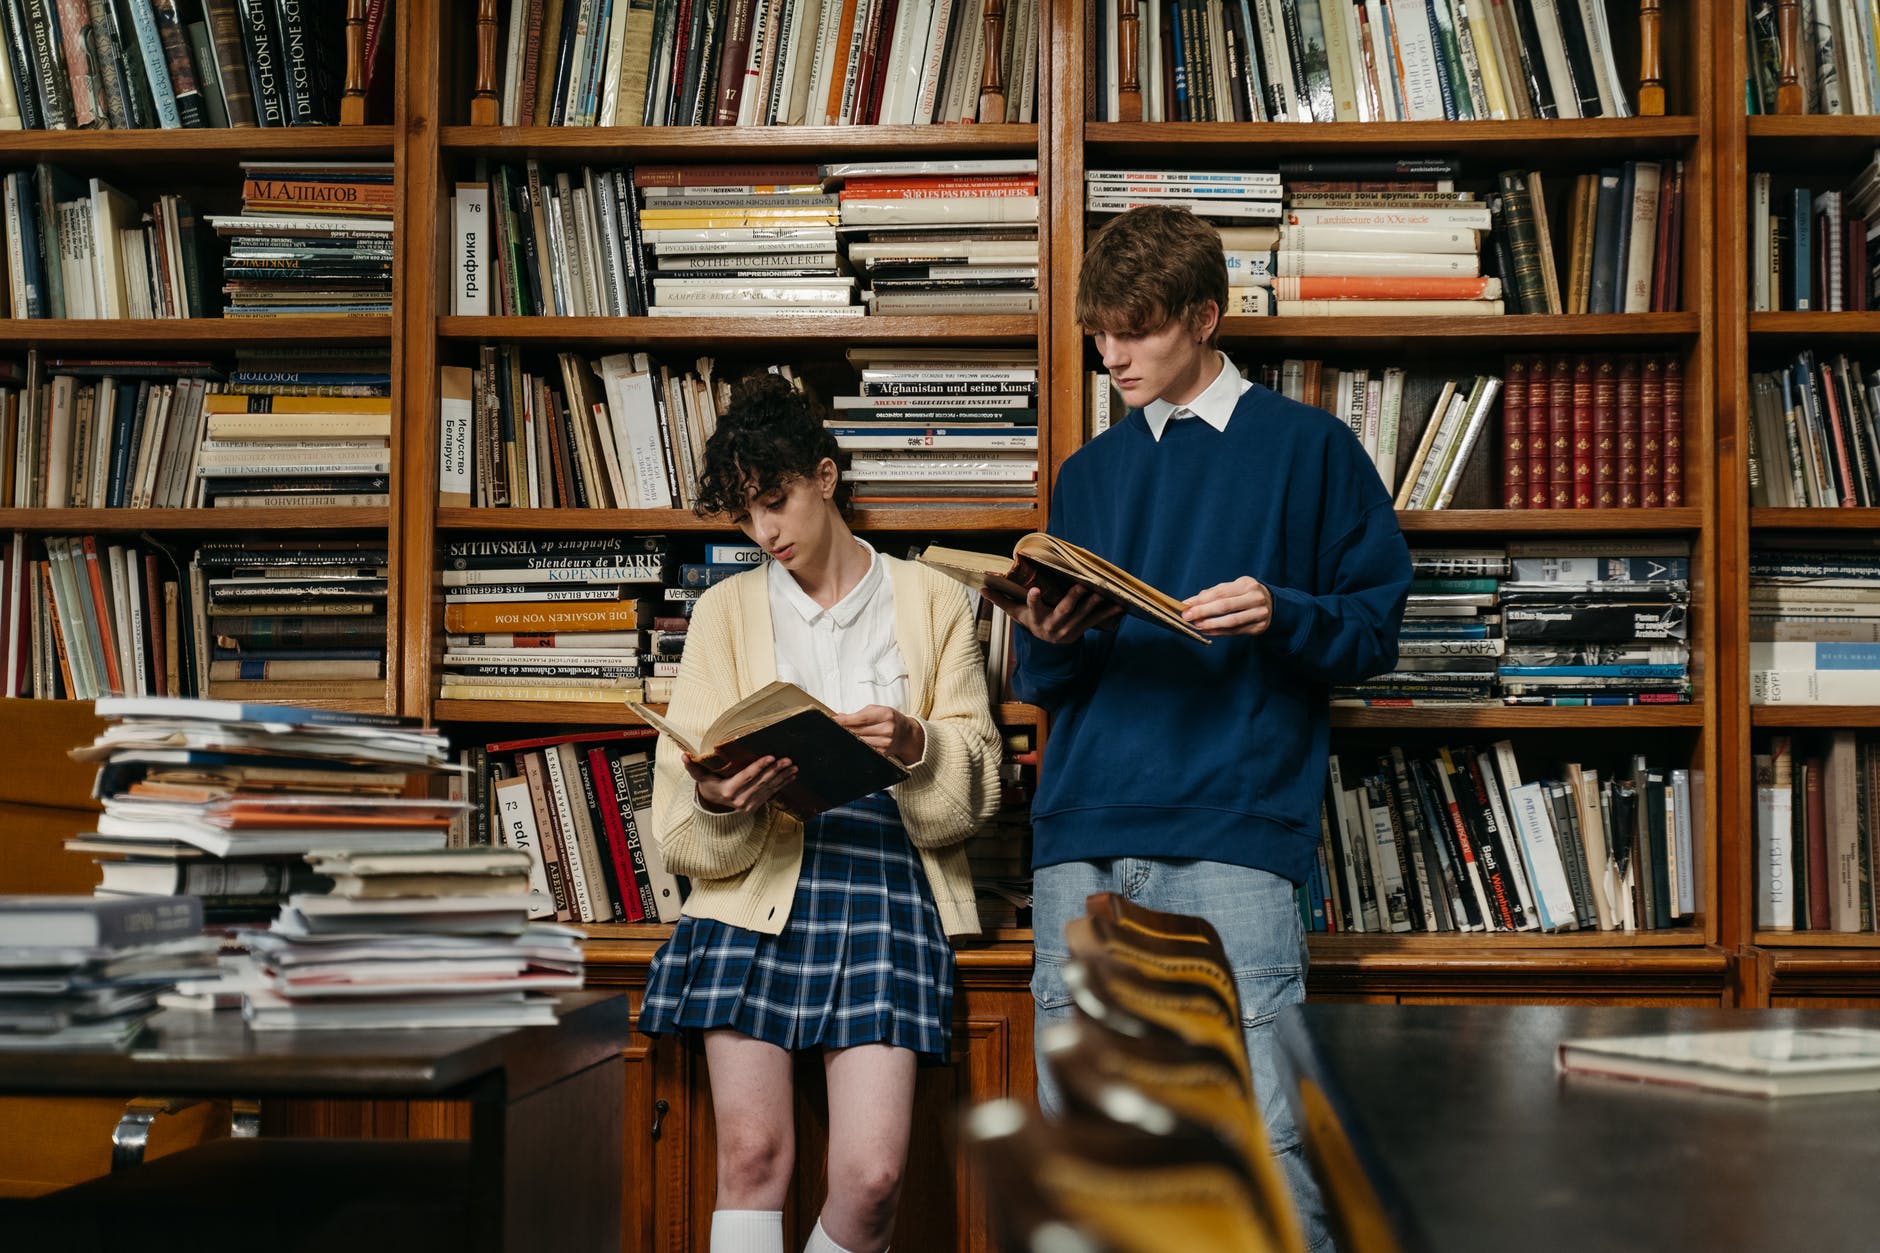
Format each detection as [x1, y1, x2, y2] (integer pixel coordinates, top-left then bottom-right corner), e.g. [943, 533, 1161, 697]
[918, 535, 1208, 643]
[629, 681, 910, 819]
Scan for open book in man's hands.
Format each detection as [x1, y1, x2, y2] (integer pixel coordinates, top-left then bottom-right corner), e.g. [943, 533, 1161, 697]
[918, 535, 1207, 643]
[629, 681, 910, 819]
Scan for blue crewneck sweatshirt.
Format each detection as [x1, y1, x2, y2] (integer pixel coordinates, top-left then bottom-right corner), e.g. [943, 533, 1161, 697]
[1011, 384, 1412, 883]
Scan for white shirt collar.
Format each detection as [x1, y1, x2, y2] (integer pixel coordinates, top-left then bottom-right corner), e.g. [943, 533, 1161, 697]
[1143, 352, 1252, 441]
[768, 537, 883, 628]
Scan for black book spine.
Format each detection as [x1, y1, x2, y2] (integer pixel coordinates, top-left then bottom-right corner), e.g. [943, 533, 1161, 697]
[1550, 0, 1601, 117]
[235, 0, 283, 125]
[0, 0, 42, 127]
[1448, 753, 1517, 930]
[270, 0, 316, 123]
[1507, 0, 1555, 119]
[1414, 754, 1482, 930]
[21, 0, 73, 127]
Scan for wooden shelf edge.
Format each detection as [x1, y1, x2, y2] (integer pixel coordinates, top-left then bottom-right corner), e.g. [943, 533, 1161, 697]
[436, 315, 1039, 342]
[1332, 706, 1701, 729]
[438, 123, 1039, 155]
[1751, 507, 1880, 529]
[0, 127, 396, 155]
[1754, 936, 1880, 953]
[0, 317, 394, 344]
[1751, 706, 1880, 726]
[1309, 935, 1724, 969]
[1396, 508, 1702, 532]
[1087, 118, 1702, 146]
[1219, 313, 1698, 341]
[1746, 116, 1880, 139]
[0, 508, 391, 531]
[435, 506, 1040, 532]
[1748, 311, 1880, 336]
[432, 699, 651, 725]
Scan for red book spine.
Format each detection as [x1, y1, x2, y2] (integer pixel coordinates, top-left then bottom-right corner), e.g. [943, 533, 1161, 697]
[1639, 356, 1665, 508]
[81, 536, 124, 696]
[1570, 357, 1594, 508]
[1662, 357, 1684, 507]
[1501, 357, 1528, 508]
[710, 0, 757, 125]
[1616, 356, 1642, 507]
[1547, 357, 1573, 509]
[143, 554, 166, 698]
[587, 746, 645, 922]
[1805, 757, 1832, 932]
[1821, 361, 1859, 506]
[1526, 354, 1550, 508]
[1592, 357, 1619, 507]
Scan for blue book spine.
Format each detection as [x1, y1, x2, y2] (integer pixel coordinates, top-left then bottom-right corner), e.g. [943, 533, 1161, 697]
[1422, 0, 1459, 119]
[1496, 665, 1690, 679]
[1587, 169, 1624, 315]
[125, 0, 182, 127]
[1610, 162, 1638, 314]
[1168, 0, 1192, 121]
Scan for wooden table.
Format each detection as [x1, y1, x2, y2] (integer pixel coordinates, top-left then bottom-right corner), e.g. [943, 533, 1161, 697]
[1278, 1003, 1880, 1253]
[0, 990, 634, 1253]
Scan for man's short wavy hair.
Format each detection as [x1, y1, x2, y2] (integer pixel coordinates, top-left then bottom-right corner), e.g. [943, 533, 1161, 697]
[1075, 206, 1228, 348]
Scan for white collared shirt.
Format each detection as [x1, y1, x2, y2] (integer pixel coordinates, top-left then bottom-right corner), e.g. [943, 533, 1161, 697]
[1142, 351, 1253, 441]
[768, 538, 910, 715]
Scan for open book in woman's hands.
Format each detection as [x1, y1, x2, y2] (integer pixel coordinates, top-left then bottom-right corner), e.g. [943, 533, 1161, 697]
[918, 535, 1208, 642]
[629, 681, 910, 818]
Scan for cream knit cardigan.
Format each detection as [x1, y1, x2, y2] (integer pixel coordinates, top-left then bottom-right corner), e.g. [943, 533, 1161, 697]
[650, 553, 1003, 936]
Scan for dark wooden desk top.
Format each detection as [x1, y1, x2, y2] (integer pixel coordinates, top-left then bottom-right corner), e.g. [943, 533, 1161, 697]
[1280, 1003, 1880, 1253]
[0, 990, 634, 1101]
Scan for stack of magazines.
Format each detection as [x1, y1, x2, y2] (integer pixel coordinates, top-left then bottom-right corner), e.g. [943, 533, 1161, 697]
[0, 895, 216, 1051]
[242, 847, 584, 1032]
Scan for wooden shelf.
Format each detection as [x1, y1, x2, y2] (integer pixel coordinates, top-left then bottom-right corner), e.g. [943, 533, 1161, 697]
[0, 508, 391, 531]
[432, 699, 650, 725]
[1752, 934, 1880, 950]
[1332, 705, 1702, 729]
[0, 317, 394, 347]
[438, 123, 1039, 161]
[1745, 115, 1880, 167]
[1309, 932, 1716, 958]
[1218, 312, 1698, 347]
[1086, 117, 1701, 159]
[1747, 312, 1880, 339]
[0, 127, 395, 162]
[435, 506, 1037, 532]
[436, 315, 1038, 346]
[1750, 507, 1880, 528]
[1395, 508, 1702, 532]
[1751, 706, 1880, 727]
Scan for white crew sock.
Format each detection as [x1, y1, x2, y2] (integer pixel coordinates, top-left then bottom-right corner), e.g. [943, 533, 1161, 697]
[803, 1218, 878, 1253]
[711, 1209, 784, 1253]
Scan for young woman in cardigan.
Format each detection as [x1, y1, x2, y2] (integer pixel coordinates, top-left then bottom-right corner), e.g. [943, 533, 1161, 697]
[637, 374, 1003, 1253]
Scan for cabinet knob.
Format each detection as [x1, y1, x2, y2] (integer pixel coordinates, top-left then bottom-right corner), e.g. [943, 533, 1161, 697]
[651, 1098, 670, 1142]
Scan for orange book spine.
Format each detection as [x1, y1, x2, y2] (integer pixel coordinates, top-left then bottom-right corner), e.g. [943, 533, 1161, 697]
[441, 601, 643, 633]
[1269, 276, 1500, 300]
[81, 537, 124, 696]
[40, 562, 74, 700]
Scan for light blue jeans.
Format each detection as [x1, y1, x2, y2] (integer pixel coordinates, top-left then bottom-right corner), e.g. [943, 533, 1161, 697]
[1031, 857, 1333, 1253]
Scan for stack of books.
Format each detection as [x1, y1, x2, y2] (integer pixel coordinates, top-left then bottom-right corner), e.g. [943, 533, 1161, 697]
[439, 535, 668, 705]
[833, 347, 1038, 511]
[831, 159, 1039, 316]
[472, 728, 678, 925]
[633, 163, 853, 317]
[1335, 547, 1506, 708]
[190, 540, 388, 704]
[241, 847, 584, 1031]
[0, 895, 216, 1051]
[0, 168, 209, 318]
[212, 162, 395, 318]
[1498, 540, 1693, 706]
[1751, 544, 1880, 706]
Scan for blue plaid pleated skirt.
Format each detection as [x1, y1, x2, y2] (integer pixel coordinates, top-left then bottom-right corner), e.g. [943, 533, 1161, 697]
[636, 792, 956, 1063]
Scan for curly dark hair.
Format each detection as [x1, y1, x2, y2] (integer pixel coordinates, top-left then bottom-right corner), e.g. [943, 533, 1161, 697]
[691, 372, 853, 520]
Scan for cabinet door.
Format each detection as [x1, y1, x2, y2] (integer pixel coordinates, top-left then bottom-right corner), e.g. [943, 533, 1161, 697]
[621, 990, 693, 1252]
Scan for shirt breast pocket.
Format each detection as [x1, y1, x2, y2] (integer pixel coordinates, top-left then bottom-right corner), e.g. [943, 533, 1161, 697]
[861, 655, 910, 714]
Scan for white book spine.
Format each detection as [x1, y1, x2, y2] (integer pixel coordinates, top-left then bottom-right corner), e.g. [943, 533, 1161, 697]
[1430, 375, 1503, 508]
[1388, 0, 1446, 120]
[1621, 161, 1662, 313]
[1756, 778, 1794, 931]
[1361, 781, 1413, 932]
[539, 746, 598, 922]
[597, 0, 633, 124]
[454, 183, 490, 316]
[493, 777, 557, 920]
[1476, 750, 1540, 930]
[1508, 782, 1579, 932]
[1529, 0, 1581, 118]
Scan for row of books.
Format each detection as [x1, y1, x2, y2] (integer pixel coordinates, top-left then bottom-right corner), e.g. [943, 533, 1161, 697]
[1308, 741, 1695, 936]
[1748, 1, 1880, 117]
[1748, 350, 1880, 508]
[0, 0, 392, 131]
[0, 167, 208, 319]
[451, 157, 1039, 318]
[1755, 731, 1880, 935]
[2, 352, 393, 511]
[1499, 161, 1685, 317]
[462, 726, 680, 925]
[493, 0, 1036, 127]
[1334, 541, 1692, 707]
[1750, 153, 1880, 313]
[1094, 0, 1640, 123]
[1750, 544, 1880, 704]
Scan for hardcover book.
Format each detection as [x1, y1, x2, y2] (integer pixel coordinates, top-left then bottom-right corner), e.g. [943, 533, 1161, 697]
[630, 680, 910, 818]
[917, 535, 1206, 642]
[1558, 1027, 1880, 1098]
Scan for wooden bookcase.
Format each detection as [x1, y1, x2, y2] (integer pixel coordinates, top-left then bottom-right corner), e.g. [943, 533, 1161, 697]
[36, 0, 1880, 1244]
[1719, 1, 1880, 1009]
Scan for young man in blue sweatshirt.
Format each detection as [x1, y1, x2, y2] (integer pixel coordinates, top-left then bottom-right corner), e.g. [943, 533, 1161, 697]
[993, 207, 1412, 1252]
